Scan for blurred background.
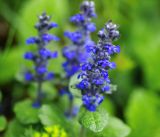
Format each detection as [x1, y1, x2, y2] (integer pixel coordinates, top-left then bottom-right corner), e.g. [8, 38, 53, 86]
[0, 0, 160, 137]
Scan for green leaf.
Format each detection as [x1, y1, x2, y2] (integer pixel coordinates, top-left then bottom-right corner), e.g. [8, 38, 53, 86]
[87, 117, 131, 137]
[0, 48, 23, 85]
[78, 106, 109, 132]
[14, 99, 39, 124]
[125, 89, 160, 137]
[22, 127, 35, 137]
[0, 116, 7, 131]
[39, 104, 67, 126]
[5, 119, 25, 137]
[69, 73, 82, 98]
[101, 117, 130, 137]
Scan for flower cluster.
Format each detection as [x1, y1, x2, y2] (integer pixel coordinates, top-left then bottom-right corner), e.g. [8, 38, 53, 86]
[77, 20, 120, 112]
[62, 0, 96, 78]
[34, 125, 67, 137]
[24, 13, 59, 107]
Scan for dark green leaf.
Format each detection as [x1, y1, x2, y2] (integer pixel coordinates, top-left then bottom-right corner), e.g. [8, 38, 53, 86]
[78, 106, 109, 132]
[5, 119, 25, 137]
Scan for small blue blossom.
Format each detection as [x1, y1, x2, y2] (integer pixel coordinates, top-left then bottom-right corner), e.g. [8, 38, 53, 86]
[50, 51, 58, 58]
[45, 72, 54, 80]
[24, 13, 59, 107]
[25, 72, 33, 81]
[77, 20, 120, 111]
[64, 31, 82, 44]
[39, 48, 51, 58]
[70, 14, 85, 24]
[48, 22, 58, 29]
[26, 37, 38, 45]
[42, 34, 60, 42]
[36, 66, 47, 75]
[24, 52, 34, 60]
[85, 23, 96, 32]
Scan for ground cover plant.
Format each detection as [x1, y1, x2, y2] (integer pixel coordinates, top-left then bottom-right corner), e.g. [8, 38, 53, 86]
[0, 0, 160, 137]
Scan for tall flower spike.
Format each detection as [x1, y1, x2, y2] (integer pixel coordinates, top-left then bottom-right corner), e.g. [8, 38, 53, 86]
[61, 0, 96, 117]
[24, 12, 59, 108]
[77, 20, 120, 112]
[62, 0, 96, 78]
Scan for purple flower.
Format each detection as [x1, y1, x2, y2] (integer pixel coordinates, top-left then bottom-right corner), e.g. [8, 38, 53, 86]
[24, 13, 59, 106]
[70, 14, 85, 24]
[42, 34, 60, 42]
[45, 72, 54, 80]
[85, 23, 96, 32]
[36, 66, 47, 75]
[51, 51, 58, 58]
[39, 48, 51, 58]
[48, 22, 58, 29]
[25, 72, 33, 81]
[102, 85, 110, 92]
[64, 31, 82, 43]
[26, 37, 38, 45]
[62, 1, 97, 80]
[24, 52, 34, 60]
[109, 62, 116, 69]
[77, 21, 120, 111]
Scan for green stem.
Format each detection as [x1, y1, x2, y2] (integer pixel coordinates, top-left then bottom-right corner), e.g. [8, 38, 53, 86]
[79, 126, 86, 137]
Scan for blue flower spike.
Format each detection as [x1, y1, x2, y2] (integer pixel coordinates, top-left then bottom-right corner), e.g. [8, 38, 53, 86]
[24, 12, 59, 107]
[62, 0, 97, 78]
[77, 20, 120, 112]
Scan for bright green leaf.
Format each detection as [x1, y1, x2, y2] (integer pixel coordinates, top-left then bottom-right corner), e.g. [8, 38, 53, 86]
[101, 117, 130, 137]
[125, 89, 160, 137]
[87, 117, 131, 137]
[78, 106, 109, 132]
[39, 104, 67, 126]
[14, 99, 39, 124]
[0, 116, 7, 131]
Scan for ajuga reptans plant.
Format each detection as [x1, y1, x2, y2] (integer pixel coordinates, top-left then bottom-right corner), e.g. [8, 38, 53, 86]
[24, 13, 59, 107]
[77, 20, 120, 112]
[62, 0, 96, 78]
[60, 0, 96, 116]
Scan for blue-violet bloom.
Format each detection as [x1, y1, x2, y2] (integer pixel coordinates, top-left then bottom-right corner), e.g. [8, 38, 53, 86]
[24, 12, 59, 107]
[77, 20, 120, 112]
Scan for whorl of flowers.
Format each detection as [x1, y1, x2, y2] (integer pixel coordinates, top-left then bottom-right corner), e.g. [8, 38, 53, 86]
[24, 13, 59, 107]
[76, 20, 120, 112]
[62, 0, 96, 78]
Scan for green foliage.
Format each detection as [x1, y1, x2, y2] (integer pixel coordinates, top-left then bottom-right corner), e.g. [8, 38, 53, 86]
[0, 116, 7, 131]
[18, 0, 69, 42]
[78, 106, 109, 132]
[69, 73, 82, 98]
[5, 119, 25, 137]
[101, 117, 130, 137]
[22, 127, 35, 137]
[14, 99, 40, 124]
[87, 116, 131, 137]
[125, 89, 160, 137]
[0, 48, 23, 85]
[39, 104, 67, 126]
